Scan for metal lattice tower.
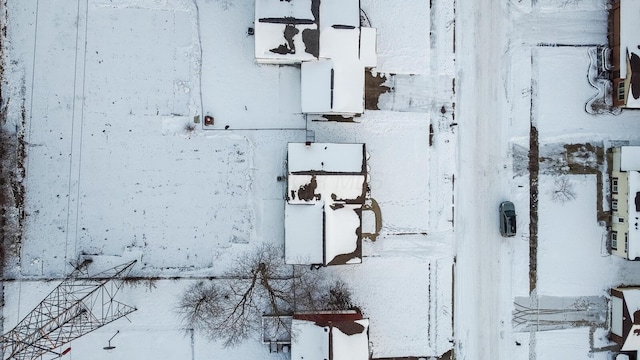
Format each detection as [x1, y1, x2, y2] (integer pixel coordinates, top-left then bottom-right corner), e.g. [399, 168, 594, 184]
[1, 260, 138, 360]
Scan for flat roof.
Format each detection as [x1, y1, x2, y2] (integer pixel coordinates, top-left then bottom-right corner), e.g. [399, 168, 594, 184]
[300, 56, 365, 114]
[285, 143, 366, 266]
[301, 59, 333, 113]
[627, 171, 640, 260]
[332, 319, 370, 360]
[325, 203, 361, 265]
[255, 0, 376, 114]
[287, 143, 365, 173]
[623, 324, 640, 351]
[285, 202, 324, 264]
[621, 287, 640, 317]
[254, 22, 317, 63]
[621, 146, 640, 171]
[291, 318, 369, 360]
[287, 174, 365, 265]
[291, 319, 330, 360]
[255, 0, 313, 19]
[319, 0, 360, 30]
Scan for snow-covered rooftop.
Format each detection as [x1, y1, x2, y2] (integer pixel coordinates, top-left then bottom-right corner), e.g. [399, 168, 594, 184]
[627, 171, 640, 260]
[285, 143, 366, 266]
[291, 319, 330, 360]
[254, 0, 316, 63]
[290, 316, 369, 360]
[331, 319, 370, 360]
[285, 202, 324, 264]
[254, 0, 376, 115]
[622, 324, 640, 351]
[622, 288, 640, 318]
[318, 0, 360, 31]
[621, 147, 640, 171]
[619, 0, 640, 108]
[287, 143, 365, 173]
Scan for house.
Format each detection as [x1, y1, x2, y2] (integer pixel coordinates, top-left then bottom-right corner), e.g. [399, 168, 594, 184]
[608, 0, 640, 108]
[291, 310, 370, 360]
[610, 146, 640, 260]
[285, 143, 367, 266]
[254, 0, 377, 115]
[611, 287, 640, 357]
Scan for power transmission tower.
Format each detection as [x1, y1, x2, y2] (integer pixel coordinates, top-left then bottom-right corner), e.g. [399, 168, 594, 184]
[1, 260, 138, 360]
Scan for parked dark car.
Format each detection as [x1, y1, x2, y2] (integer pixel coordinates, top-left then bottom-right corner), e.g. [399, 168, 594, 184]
[499, 201, 516, 237]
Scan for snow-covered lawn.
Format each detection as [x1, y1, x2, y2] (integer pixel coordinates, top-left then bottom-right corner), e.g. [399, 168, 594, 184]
[2, 0, 456, 359]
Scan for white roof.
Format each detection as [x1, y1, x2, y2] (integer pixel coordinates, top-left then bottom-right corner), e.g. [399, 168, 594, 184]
[613, 295, 624, 337]
[255, 0, 313, 19]
[301, 56, 365, 114]
[319, 0, 360, 30]
[290, 318, 369, 360]
[331, 60, 365, 114]
[287, 143, 365, 173]
[291, 319, 330, 360]
[254, 0, 316, 64]
[254, 0, 376, 115]
[332, 319, 370, 360]
[360, 27, 378, 68]
[285, 202, 324, 264]
[627, 171, 640, 259]
[301, 59, 333, 113]
[325, 203, 361, 264]
[287, 175, 366, 204]
[320, 27, 360, 60]
[285, 143, 366, 265]
[619, 0, 640, 82]
[619, 0, 640, 108]
[622, 288, 640, 316]
[621, 146, 640, 171]
[286, 174, 365, 265]
[255, 22, 316, 64]
[623, 325, 640, 351]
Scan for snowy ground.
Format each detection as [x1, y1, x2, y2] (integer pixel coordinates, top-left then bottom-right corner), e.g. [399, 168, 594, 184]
[1, 0, 456, 359]
[5, 0, 640, 359]
[455, 0, 640, 359]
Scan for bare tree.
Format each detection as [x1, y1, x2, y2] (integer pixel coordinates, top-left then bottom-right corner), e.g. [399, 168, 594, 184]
[177, 244, 354, 347]
[550, 176, 577, 204]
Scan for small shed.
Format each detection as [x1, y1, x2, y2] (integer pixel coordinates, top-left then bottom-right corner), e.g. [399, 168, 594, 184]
[285, 143, 367, 266]
[291, 310, 370, 360]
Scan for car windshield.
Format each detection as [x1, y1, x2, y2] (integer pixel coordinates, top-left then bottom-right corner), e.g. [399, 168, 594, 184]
[507, 215, 516, 233]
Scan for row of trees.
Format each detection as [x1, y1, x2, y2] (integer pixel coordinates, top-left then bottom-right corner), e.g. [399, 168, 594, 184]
[177, 244, 354, 346]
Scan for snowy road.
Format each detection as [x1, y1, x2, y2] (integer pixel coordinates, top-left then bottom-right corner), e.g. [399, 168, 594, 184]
[455, 0, 514, 359]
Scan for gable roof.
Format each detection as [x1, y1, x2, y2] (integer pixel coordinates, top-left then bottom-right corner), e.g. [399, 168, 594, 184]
[255, 0, 377, 115]
[618, 0, 640, 108]
[285, 143, 366, 265]
[291, 311, 369, 360]
[622, 288, 640, 318]
[623, 324, 640, 351]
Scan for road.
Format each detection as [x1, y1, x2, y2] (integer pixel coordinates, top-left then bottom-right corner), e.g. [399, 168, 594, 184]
[454, 0, 514, 359]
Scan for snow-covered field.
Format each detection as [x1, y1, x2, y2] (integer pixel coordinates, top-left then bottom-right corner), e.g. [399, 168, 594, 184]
[1, 0, 456, 359]
[5, 0, 640, 359]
